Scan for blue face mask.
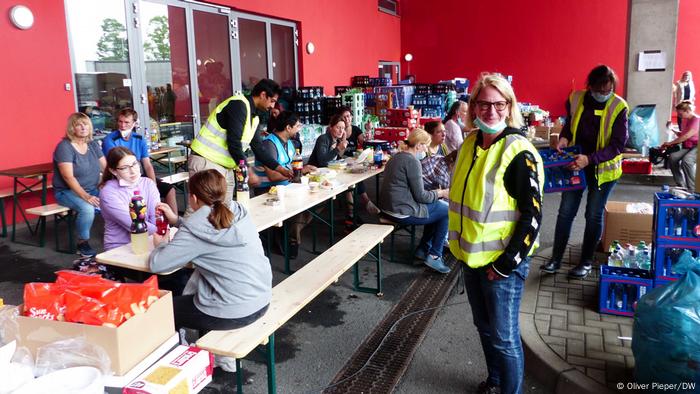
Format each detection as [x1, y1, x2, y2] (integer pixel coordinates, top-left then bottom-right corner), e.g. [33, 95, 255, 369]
[474, 116, 507, 135]
[591, 91, 613, 103]
[416, 151, 427, 161]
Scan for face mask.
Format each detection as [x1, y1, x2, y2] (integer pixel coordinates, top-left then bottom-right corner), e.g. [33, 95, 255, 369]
[416, 151, 426, 161]
[118, 177, 139, 188]
[591, 91, 613, 103]
[474, 116, 507, 135]
[457, 118, 465, 127]
[119, 129, 132, 139]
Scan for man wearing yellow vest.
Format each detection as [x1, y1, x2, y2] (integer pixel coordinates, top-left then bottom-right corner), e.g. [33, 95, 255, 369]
[448, 74, 544, 394]
[542, 65, 628, 278]
[189, 79, 293, 203]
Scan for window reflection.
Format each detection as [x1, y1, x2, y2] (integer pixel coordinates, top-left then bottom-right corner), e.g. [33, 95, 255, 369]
[271, 24, 296, 88]
[239, 18, 268, 92]
[66, 0, 133, 132]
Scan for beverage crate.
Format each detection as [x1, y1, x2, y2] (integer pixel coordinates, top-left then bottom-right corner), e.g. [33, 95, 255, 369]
[351, 75, 370, 87]
[419, 117, 442, 126]
[599, 265, 653, 317]
[335, 86, 352, 96]
[375, 86, 415, 109]
[622, 159, 652, 174]
[414, 84, 432, 95]
[426, 93, 445, 107]
[538, 146, 587, 193]
[653, 192, 700, 246]
[653, 278, 674, 288]
[651, 244, 698, 281]
[369, 77, 391, 87]
[433, 83, 455, 94]
[295, 86, 323, 99]
[373, 127, 409, 143]
[412, 94, 426, 106]
[414, 105, 444, 119]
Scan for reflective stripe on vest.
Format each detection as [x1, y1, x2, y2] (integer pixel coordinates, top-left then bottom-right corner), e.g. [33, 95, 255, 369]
[190, 94, 259, 169]
[254, 133, 294, 188]
[447, 133, 545, 268]
[568, 90, 628, 186]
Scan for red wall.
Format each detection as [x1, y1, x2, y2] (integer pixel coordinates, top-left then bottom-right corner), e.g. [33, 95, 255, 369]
[675, 0, 700, 82]
[400, 0, 629, 118]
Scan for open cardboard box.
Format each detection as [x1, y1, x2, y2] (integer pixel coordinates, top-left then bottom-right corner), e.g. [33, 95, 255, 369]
[16, 290, 175, 376]
[602, 201, 653, 249]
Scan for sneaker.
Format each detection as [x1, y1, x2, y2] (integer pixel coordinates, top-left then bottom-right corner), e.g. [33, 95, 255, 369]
[214, 355, 237, 372]
[424, 254, 450, 274]
[365, 200, 381, 216]
[77, 241, 97, 257]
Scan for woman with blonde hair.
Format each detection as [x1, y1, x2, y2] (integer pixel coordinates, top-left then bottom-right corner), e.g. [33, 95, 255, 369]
[663, 100, 699, 190]
[448, 73, 544, 394]
[149, 169, 272, 334]
[378, 128, 450, 273]
[52, 112, 106, 257]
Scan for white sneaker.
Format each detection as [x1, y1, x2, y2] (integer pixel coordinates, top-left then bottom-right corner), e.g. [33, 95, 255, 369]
[366, 200, 381, 216]
[214, 355, 238, 372]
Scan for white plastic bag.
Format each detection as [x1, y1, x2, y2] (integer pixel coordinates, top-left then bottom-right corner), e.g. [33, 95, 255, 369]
[34, 337, 111, 377]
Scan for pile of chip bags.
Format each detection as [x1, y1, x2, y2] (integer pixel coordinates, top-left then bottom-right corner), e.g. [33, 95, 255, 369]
[22, 271, 159, 327]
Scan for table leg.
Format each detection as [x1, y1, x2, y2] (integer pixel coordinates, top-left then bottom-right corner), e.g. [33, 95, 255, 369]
[283, 221, 291, 274]
[11, 178, 17, 242]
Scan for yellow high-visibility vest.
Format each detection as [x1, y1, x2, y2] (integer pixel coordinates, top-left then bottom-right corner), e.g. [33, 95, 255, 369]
[448, 133, 544, 268]
[568, 90, 628, 186]
[191, 94, 259, 169]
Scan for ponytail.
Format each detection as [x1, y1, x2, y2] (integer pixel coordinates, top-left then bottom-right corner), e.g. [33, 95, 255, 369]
[208, 199, 234, 230]
[189, 169, 235, 229]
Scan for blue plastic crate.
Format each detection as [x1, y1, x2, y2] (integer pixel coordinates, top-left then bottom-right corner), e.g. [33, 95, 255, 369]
[653, 278, 675, 288]
[651, 243, 700, 281]
[538, 146, 586, 193]
[599, 265, 653, 317]
[653, 192, 700, 246]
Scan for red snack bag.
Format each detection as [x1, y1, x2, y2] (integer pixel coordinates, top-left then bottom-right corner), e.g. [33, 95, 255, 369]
[23, 282, 66, 321]
[63, 289, 125, 327]
[114, 276, 160, 322]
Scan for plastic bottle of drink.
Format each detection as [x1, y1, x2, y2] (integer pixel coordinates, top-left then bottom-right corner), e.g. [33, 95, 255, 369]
[236, 160, 250, 207]
[374, 148, 384, 168]
[155, 210, 168, 236]
[667, 208, 674, 236]
[641, 135, 650, 158]
[130, 190, 149, 254]
[675, 207, 685, 236]
[618, 284, 627, 310]
[608, 240, 620, 254]
[292, 149, 303, 183]
[623, 244, 635, 268]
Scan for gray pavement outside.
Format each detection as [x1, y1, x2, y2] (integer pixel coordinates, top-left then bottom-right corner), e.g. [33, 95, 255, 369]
[0, 173, 665, 393]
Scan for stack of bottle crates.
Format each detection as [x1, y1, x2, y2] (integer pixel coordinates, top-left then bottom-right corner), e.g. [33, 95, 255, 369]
[322, 96, 342, 125]
[652, 191, 700, 287]
[341, 92, 364, 127]
[598, 265, 653, 317]
[537, 146, 587, 193]
[294, 86, 323, 125]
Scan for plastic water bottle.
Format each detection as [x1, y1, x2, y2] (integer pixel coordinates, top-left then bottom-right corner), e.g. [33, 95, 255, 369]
[641, 135, 650, 158]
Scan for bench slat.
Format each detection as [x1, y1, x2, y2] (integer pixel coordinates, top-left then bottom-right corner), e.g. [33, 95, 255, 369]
[26, 203, 70, 216]
[160, 172, 190, 184]
[0, 184, 54, 199]
[196, 224, 394, 358]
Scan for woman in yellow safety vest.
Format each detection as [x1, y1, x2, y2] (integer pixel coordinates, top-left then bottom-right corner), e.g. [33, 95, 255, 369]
[448, 74, 544, 394]
[542, 65, 628, 279]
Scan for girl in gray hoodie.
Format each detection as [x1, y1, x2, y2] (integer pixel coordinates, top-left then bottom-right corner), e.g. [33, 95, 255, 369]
[149, 169, 272, 332]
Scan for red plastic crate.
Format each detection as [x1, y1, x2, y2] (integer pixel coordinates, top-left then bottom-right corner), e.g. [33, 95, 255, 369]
[622, 159, 652, 174]
[419, 117, 442, 126]
[374, 127, 409, 142]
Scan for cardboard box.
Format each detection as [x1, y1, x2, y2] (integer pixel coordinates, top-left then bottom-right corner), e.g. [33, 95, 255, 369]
[124, 345, 214, 394]
[17, 290, 175, 376]
[603, 201, 653, 250]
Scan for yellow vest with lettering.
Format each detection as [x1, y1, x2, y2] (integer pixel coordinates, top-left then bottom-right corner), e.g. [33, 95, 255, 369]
[191, 94, 259, 169]
[448, 133, 544, 268]
[568, 90, 628, 186]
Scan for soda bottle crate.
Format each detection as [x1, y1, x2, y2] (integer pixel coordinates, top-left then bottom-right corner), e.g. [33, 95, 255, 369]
[414, 106, 443, 119]
[538, 146, 586, 193]
[335, 86, 352, 96]
[653, 278, 674, 288]
[653, 192, 700, 246]
[414, 84, 432, 95]
[651, 243, 699, 281]
[599, 265, 653, 317]
[426, 93, 445, 107]
[411, 94, 427, 106]
[373, 127, 409, 143]
[387, 108, 420, 119]
[351, 75, 370, 87]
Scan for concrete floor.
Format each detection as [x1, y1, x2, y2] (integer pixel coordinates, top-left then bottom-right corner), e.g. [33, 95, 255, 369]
[0, 178, 662, 393]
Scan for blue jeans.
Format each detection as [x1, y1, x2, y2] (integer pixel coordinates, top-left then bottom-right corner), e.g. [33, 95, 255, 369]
[394, 200, 448, 257]
[54, 188, 98, 241]
[551, 169, 616, 264]
[463, 259, 529, 394]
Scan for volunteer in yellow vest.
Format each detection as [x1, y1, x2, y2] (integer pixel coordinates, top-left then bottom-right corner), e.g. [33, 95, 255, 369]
[189, 78, 294, 203]
[542, 65, 629, 279]
[448, 74, 544, 394]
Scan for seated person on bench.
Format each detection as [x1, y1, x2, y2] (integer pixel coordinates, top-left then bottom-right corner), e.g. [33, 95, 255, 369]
[378, 128, 451, 274]
[52, 112, 107, 257]
[253, 111, 316, 259]
[149, 169, 272, 334]
[99, 146, 160, 251]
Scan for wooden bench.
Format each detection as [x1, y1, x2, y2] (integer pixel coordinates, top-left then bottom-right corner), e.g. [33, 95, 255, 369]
[378, 215, 416, 262]
[196, 224, 394, 394]
[24, 203, 74, 252]
[0, 184, 53, 238]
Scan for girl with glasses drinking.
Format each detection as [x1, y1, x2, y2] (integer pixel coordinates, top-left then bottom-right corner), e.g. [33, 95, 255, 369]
[99, 146, 160, 251]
